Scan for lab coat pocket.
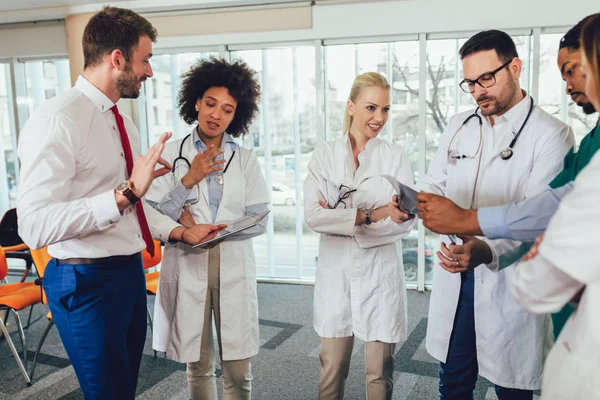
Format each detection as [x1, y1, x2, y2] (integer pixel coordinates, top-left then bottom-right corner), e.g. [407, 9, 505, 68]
[315, 237, 348, 301]
[380, 245, 402, 283]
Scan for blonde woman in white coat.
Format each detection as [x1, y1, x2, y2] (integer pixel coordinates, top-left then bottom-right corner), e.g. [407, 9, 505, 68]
[304, 72, 416, 400]
[146, 58, 268, 400]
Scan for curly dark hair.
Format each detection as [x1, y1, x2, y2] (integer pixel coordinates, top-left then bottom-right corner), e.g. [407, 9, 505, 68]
[178, 57, 261, 138]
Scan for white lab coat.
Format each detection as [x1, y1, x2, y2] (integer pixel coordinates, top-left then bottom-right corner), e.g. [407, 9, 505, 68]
[512, 151, 600, 400]
[419, 97, 574, 389]
[304, 133, 415, 343]
[146, 133, 269, 363]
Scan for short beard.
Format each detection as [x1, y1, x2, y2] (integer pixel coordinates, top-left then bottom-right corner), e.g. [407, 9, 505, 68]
[117, 62, 142, 99]
[479, 78, 518, 117]
[580, 101, 597, 115]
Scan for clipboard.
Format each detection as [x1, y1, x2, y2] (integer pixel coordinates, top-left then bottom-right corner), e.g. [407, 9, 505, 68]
[192, 210, 270, 248]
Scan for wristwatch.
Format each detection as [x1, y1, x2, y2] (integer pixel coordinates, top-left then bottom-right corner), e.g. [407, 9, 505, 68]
[364, 208, 372, 225]
[116, 180, 139, 205]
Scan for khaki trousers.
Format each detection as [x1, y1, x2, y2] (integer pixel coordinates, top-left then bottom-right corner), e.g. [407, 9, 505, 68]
[186, 246, 253, 400]
[318, 336, 396, 400]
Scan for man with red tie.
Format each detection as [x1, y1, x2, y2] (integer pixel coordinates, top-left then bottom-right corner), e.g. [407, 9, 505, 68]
[16, 7, 223, 399]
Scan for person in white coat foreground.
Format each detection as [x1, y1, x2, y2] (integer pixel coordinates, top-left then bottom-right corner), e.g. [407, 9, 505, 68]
[146, 58, 268, 400]
[512, 13, 600, 400]
[418, 30, 574, 399]
[304, 72, 416, 400]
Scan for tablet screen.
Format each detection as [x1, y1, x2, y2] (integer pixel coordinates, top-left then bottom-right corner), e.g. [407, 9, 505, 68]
[192, 210, 270, 248]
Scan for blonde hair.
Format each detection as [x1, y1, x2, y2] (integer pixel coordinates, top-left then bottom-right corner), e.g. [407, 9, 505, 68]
[343, 72, 390, 133]
[581, 14, 600, 109]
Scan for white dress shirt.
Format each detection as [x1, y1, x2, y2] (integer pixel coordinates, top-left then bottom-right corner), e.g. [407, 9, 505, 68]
[17, 76, 179, 258]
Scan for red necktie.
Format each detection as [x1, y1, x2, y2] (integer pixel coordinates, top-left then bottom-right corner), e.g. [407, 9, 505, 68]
[111, 105, 155, 257]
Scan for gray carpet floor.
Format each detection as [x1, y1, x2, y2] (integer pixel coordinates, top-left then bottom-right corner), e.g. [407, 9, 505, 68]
[0, 278, 540, 400]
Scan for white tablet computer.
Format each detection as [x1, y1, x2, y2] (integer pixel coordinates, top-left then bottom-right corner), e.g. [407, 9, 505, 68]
[192, 210, 270, 248]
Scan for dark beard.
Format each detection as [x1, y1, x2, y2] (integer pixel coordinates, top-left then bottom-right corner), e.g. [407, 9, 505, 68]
[478, 79, 518, 117]
[117, 64, 142, 99]
[580, 101, 597, 115]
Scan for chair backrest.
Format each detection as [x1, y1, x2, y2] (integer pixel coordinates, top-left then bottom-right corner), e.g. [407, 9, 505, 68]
[0, 208, 24, 247]
[30, 248, 52, 279]
[0, 246, 8, 281]
[30, 247, 52, 305]
[142, 239, 162, 269]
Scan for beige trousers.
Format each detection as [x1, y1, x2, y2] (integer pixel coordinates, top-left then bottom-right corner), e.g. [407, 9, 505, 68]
[318, 336, 396, 400]
[186, 246, 253, 400]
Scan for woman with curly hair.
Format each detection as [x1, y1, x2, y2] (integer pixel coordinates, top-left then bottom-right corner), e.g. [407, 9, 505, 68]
[146, 57, 268, 400]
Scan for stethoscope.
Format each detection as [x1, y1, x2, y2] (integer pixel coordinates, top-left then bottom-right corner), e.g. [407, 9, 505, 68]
[447, 96, 535, 208]
[447, 96, 535, 161]
[171, 131, 236, 205]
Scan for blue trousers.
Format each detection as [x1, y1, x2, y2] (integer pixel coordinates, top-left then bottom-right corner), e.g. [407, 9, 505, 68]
[43, 254, 147, 400]
[439, 271, 533, 400]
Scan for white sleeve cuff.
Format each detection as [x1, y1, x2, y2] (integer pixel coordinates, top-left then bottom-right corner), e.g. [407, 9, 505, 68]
[153, 218, 182, 243]
[90, 189, 122, 230]
[482, 238, 499, 273]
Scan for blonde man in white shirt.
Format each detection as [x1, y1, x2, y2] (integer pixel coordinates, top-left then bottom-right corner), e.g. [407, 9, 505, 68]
[16, 7, 223, 399]
[418, 30, 574, 399]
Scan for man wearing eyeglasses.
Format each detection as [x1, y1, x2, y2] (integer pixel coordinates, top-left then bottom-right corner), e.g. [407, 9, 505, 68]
[418, 30, 574, 400]
[417, 17, 599, 344]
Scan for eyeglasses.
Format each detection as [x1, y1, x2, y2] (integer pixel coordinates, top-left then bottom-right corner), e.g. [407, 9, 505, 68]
[459, 58, 513, 93]
[333, 184, 357, 209]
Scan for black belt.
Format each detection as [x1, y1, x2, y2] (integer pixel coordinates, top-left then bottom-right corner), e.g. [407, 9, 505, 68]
[56, 253, 140, 265]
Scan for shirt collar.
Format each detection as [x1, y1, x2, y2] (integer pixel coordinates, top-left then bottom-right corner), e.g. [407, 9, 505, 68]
[487, 90, 532, 131]
[343, 131, 380, 152]
[192, 127, 236, 151]
[74, 75, 115, 114]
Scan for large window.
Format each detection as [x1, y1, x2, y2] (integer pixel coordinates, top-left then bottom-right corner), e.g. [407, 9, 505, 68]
[133, 28, 591, 287]
[6, 27, 590, 287]
[22, 59, 71, 118]
[144, 52, 219, 145]
[0, 63, 16, 211]
[231, 46, 317, 280]
[0, 59, 70, 214]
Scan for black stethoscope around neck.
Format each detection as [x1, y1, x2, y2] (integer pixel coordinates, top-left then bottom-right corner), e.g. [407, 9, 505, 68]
[171, 131, 236, 174]
[447, 96, 535, 161]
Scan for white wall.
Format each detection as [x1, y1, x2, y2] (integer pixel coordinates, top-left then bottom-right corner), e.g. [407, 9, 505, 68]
[152, 0, 599, 50]
[0, 0, 598, 57]
[0, 22, 67, 59]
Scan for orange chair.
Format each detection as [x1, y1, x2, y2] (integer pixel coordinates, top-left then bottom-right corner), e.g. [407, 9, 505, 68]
[0, 208, 34, 283]
[28, 247, 52, 381]
[0, 247, 36, 296]
[0, 246, 43, 386]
